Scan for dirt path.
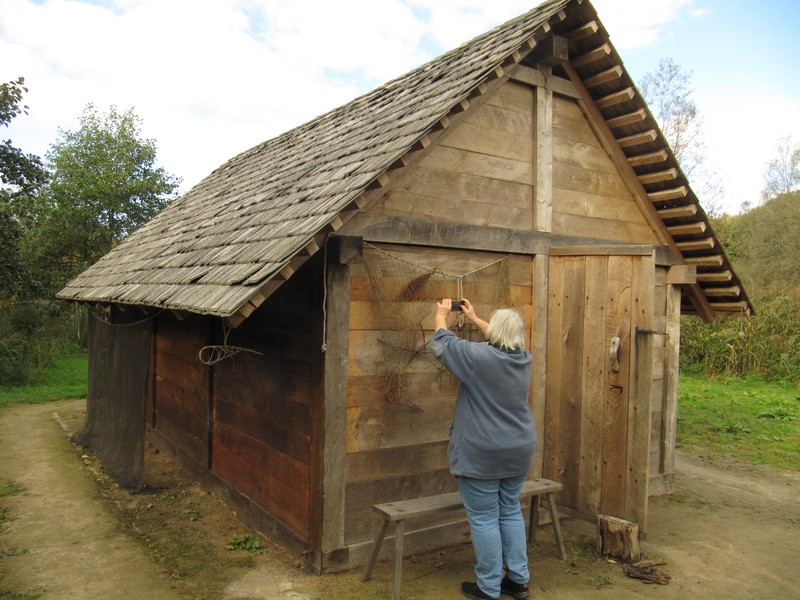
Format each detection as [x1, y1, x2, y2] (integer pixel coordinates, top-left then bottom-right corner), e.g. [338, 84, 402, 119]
[1, 400, 799, 599]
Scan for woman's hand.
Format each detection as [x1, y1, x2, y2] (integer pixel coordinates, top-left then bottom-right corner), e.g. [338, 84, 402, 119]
[435, 299, 452, 331]
[460, 298, 489, 337]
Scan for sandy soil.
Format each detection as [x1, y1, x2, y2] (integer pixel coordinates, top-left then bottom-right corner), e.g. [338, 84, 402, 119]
[1, 399, 799, 600]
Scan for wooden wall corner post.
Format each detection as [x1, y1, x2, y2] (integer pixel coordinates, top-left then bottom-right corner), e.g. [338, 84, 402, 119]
[531, 254, 549, 478]
[534, 67, 554, 234]
[532, 60, 554, 478]
[660, 282, 682, 491]
[308, 236, 355, 573]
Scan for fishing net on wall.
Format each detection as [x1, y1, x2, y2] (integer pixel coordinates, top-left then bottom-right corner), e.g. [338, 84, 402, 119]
[362, 244, 511, 410]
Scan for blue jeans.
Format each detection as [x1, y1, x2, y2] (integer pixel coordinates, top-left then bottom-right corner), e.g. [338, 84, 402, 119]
[457, 474, 530, 598]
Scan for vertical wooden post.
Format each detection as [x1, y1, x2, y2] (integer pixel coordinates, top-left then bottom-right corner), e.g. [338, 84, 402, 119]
[322, 258, 349, 554]
[531, 255, 548, 478]
[661, 283, 682, 490]
[531, 67, 554, 478]
[534, 67, 553, 234]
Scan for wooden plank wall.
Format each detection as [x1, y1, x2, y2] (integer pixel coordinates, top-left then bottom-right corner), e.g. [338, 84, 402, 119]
[345, 246, 534, 546]
[551, 96, 658, 245]
[211, 256, 320, 540]
[371, 80, 534, 230]
[153, 313, 209, 465]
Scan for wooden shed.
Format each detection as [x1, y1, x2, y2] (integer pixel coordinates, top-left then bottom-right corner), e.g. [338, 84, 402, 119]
[59, 0, 752, 574]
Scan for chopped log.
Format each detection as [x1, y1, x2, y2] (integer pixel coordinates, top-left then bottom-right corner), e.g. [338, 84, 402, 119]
[597, 514, 641, 561]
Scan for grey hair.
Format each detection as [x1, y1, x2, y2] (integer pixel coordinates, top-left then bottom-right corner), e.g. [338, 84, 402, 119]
[485, 309, 526, 351]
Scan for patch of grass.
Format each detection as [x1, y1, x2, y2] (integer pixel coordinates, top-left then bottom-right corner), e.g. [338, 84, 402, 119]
[225, 533, 262, 553]
[0, 547, 28, 559]
[0, 590, 43, 600]
[678, 374, 800, 471]
[0, 355, 87, 408]
[0, 481, 24, 499]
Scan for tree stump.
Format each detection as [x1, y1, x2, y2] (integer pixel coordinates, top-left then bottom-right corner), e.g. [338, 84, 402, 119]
[597, 514, 641, 561]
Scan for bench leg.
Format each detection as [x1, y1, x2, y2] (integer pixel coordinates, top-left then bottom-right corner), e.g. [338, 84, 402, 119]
[392, 519, 405, 600]
[362, 517, 390, 582]
[545, 492, 566, 560]
[527, 495, 541, 543]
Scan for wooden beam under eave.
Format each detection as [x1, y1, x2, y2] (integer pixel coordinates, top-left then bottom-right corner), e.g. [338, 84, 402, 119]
[617, 129, 658, 148]
[710, 301, 750, 315]
[628, 149, 669, 167]
[658, 204, 697, 219]
[572, 43, 611, 68]
[684, 255, 724, 267]
[667, 221, 707, 236]
[676, 237, 715, 252]
[583, 65, 623, 88]
[565, 20, 599, 41]
[697, 270, 733, 283]
[596, 87, 635, 109]
[606, 108, 647, 129]
[704, 285, 741, 298]
[639, 168, 679, 185]
[649, 186, 688, 203]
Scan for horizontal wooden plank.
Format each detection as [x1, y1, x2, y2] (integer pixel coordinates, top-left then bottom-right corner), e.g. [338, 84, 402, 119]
[419, 145, 533, 186]
[553, 137, 616, 175]
[347, 399, 455, 453]
[552, 161, 633, 199]
[552, 187, 643, 224]
[345, 440, 448, 484]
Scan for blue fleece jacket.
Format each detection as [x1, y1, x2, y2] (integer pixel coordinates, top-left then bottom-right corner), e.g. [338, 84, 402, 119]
[428, 328, 536, 479]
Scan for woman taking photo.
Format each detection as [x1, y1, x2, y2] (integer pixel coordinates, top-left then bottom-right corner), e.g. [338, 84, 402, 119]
[428, 298, 536, 600]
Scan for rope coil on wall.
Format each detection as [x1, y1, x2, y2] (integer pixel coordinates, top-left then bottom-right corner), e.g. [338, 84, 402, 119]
[198, 321, 262, 365]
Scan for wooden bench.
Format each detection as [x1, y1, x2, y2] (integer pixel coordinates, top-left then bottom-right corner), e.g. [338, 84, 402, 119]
[361, 478, 566, 600]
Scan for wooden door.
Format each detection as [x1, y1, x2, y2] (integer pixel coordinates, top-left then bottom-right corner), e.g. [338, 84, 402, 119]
[543, 249, 654, 532]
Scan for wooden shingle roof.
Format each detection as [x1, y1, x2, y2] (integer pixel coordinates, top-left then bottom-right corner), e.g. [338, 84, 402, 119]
[57, 0, 752, 322]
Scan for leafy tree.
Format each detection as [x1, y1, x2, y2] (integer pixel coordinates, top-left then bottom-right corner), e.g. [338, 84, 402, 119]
[0, 77, 48, 297]
[761, 136, 800, 202]
[22, 104, 182, 292]
[639, 58, 724, 215]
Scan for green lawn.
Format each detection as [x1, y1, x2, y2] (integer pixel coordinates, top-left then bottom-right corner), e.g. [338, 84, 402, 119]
[0, 354, 88, 408]
[678, 374, 800, 471]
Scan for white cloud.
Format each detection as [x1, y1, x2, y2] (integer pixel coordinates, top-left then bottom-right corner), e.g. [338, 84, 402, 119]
[591, 0, 694, 50]
[699, 87, 800, 211]
[3, 0, 792, 213]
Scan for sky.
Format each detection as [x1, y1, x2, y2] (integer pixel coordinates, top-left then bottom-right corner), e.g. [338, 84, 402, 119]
[1, 0, 799, 215]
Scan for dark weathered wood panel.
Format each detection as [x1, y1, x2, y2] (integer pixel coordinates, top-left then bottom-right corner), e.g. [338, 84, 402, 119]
[208, 255, 322, 545]
[153, 314, 209, 464]
[213, 439, 309, 537]
[215, 392, 311, 466]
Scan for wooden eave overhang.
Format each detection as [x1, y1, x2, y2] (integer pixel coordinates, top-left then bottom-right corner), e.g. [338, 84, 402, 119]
[56, 0, 752, 326]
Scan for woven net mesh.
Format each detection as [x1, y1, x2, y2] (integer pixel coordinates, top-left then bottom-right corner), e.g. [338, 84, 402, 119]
[362, 244, 511, 409]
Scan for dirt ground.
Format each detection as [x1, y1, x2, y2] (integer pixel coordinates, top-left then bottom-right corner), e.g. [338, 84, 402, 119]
[1, 400, 799, 600]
